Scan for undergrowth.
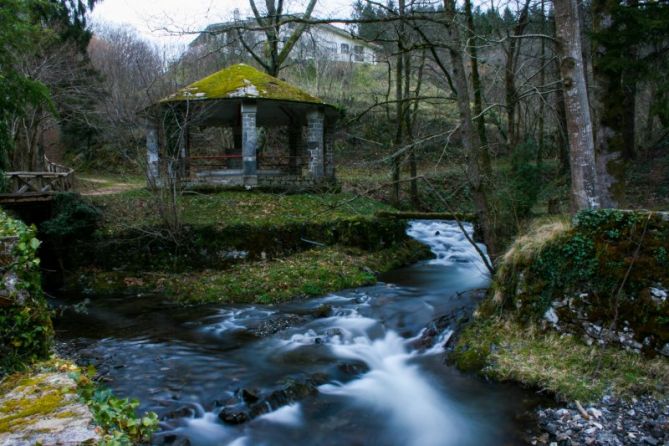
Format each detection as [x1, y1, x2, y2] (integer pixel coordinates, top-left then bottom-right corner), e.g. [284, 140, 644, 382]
[451, 317, 669, 402]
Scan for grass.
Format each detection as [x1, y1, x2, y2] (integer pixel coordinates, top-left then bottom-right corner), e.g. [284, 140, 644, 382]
[90, 189, 394, 233]
[452, 316, 669, 403]
[73, 240, 431, 304]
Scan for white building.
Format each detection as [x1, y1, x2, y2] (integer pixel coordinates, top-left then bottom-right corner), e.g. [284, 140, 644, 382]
[189, 16, 380, 65]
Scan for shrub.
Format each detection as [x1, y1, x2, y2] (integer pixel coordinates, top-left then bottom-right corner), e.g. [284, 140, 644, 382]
[0, 210, 53, 374]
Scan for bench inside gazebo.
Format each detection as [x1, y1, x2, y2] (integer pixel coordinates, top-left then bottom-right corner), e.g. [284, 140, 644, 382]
[146, 64, 338, 189]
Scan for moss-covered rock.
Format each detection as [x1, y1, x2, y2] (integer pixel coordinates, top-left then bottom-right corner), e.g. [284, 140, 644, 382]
[0, 367, 99, 444]
[0, 210, 53, 374]
[486, 209, 669, 356]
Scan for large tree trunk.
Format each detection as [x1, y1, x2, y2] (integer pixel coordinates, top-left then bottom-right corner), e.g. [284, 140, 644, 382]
[554, 0, 601, 211]
[443, 0, 497, 256]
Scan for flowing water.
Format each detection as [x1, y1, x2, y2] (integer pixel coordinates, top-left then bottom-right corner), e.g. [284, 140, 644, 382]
[54, 221, 542, 446]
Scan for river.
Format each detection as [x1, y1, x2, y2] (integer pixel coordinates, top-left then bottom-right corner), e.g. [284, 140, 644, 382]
[54, 221, 543, 445]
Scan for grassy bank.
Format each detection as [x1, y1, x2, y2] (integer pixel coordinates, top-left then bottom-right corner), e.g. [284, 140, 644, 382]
[450, 209, 669, 403]
[451, 317, 669, 402]
[52, 189, 434, 304]
[71, 240, 432, 305]
[92, 189, 393, 233]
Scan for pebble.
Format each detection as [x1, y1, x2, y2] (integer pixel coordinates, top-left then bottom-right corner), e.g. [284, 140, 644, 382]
[529, 395, 669, 446]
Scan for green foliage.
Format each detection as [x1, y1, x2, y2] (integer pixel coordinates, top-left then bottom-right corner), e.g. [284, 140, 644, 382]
[40, 193, 100, 240]
[492, 209, 669, 352]
[508, 140, 541, 219]
[0, 211, 53, 374]
[0, 0, 53, 170]
[71, 368, 158, 445]
[67, 191, 399, 272]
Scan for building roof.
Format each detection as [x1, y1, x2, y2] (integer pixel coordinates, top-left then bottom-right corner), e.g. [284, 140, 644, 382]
[161, 64, 325, 105]
[189, 17, 382, 51]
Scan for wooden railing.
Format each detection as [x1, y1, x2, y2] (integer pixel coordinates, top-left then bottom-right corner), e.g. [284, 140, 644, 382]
[3, 157, 75, 195]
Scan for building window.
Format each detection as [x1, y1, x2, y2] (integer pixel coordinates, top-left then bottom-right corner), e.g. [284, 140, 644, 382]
[340, 43, 350, 54]
[354, 45, 364, 62]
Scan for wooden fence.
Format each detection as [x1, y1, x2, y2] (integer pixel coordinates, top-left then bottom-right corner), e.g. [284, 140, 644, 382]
[3, 157, 75, 196]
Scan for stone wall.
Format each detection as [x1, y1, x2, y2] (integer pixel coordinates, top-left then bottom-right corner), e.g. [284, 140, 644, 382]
[257, 175, 334, 190]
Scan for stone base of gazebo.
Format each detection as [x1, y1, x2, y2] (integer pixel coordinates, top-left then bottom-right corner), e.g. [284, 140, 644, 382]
[181, 171, 335, 191]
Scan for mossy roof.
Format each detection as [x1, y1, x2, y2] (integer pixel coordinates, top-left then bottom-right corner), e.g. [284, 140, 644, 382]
[162, 64, 325, 105]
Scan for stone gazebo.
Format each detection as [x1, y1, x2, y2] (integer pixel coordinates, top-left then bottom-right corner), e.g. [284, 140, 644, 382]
[146, 64, 338, 189]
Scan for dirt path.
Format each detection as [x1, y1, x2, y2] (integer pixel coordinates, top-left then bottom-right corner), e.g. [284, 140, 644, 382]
[78, 177, 142, 196]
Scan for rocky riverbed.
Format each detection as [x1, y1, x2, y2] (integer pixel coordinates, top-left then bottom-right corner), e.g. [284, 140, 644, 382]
[529, 395, 669, 446]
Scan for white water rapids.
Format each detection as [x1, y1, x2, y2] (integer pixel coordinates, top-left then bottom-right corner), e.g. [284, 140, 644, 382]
[158, 220, 491, 446]
[58, 221, 538, 446]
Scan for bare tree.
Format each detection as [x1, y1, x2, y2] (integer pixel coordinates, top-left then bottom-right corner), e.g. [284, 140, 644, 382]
[241, 0, 318, 76]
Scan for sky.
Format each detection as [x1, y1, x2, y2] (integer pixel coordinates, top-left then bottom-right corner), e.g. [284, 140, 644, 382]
[90, 0, 355, 49]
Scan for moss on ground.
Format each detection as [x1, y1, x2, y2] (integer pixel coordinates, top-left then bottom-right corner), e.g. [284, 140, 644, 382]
[72, 240, 432, 304]
[92, 190, 394, 233]
[0, 358, 157, 443]
[66, 191, 406, 273]
[451, 317, 669, 402]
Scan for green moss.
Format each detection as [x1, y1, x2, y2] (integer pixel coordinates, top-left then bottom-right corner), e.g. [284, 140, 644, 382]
[67, 191, 404, 273]
[162, 63, 325, 104]
[0, 373, 74, 434]
[71, 240, 431, 305]
[490, 209, 669, 352]
[93, 190, 394, 232]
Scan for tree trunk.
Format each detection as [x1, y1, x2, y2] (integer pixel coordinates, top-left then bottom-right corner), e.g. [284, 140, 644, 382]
[444, 0, 497, 257]
[392, 6, 405, 208]
[554, 0, 601, 211]
[464, 0, 491, 174]
[537, 0, 546, 167]
[504, 0, 531, 150]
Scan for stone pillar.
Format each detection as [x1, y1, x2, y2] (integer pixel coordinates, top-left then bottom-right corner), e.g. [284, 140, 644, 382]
[288, 125, 302, 175]
[241, 102, 258, 185]
[307, 109, 325, 179]
[178, 125, 188, 178]
[146, 123, 160, 187]
[324, 123, 335, 179]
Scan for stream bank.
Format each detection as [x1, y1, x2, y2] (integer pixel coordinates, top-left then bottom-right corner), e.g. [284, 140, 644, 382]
[450, 209, 669, 445]
[49, 191, 433, 304]
[53, 220, 550, 445]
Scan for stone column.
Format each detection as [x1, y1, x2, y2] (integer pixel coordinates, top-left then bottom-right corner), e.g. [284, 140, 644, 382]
[178, 125, 188, 178]
[307, 109, 325, 179]
[146, 123, 160, 187]
[324, 122, 335, 179]
[241, 102, 258, 185]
